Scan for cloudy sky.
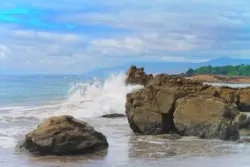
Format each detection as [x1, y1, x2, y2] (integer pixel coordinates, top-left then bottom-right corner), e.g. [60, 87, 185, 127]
[0, 0, 250, 74]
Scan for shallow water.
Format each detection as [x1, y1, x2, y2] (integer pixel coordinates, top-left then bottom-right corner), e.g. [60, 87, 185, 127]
[1, 118, 250, 167]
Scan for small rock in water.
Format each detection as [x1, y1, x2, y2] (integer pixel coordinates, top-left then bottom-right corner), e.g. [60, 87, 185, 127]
[101, 113, 126, 118]
[16, 115, 108, 156]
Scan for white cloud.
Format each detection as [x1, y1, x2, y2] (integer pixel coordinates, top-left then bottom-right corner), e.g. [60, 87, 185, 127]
[160, 56, 209, 63]
[11, 30, 83, 43]
[87, 33, 207, 57]
[90, 37, 145, 55]
[0, 45, 9, 60]
[1, 0, 250, 73]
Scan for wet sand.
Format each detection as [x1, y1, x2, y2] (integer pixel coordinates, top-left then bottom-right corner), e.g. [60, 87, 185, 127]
[1, 118, 250, 167]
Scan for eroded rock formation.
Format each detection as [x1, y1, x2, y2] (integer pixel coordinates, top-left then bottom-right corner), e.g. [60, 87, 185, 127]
[125, 66, 153, 85]
[125, 66, 250, 140]
[17, 115, 108, 155]
[174, 95, 239, 140]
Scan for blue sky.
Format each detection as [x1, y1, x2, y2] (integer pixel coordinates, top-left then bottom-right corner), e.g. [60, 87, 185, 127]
[1, 0, 250, 74]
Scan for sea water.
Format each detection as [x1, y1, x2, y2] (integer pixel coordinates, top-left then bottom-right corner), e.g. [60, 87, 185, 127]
[1, 74, 250, 167]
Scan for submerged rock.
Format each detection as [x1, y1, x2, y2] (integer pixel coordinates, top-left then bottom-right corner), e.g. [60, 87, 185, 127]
[174, 96, 239, 140]
[17, 115, 108, 156]
[101, 113, 126, 118]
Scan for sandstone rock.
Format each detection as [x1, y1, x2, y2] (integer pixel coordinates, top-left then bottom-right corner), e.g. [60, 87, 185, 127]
[17, 115, 108, 156]
[201, 86, 239, 104]
[146, 74, 202, 88]
[125, 65, 153, 85]
[126, 86, 188, 134]
[124, 66, 249, 141]
[156, 88, 188, 114]
[238, 89, 250, 112]
[174, 96, 239, 140]
[126, 87, 163, 134]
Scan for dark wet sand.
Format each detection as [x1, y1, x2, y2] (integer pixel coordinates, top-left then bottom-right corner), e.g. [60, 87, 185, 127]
[1, 118, 250, 167]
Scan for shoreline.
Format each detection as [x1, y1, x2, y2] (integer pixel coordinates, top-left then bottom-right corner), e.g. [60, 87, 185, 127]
[185, 74, 250, 84]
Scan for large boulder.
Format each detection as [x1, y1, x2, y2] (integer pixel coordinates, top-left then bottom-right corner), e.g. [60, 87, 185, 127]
[174, 96, 240, 140]
[126, 86, 188, 134]
[125, 65, 153, 85]
[17, 115, 108, 156]
[124, 66, 249, 141]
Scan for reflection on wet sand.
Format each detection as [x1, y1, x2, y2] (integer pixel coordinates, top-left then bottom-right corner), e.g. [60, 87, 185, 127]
[128, 134, 241, 160]
[2, 118, 250, 167]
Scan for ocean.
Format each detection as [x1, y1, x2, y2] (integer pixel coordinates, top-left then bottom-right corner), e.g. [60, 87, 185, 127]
[1, 73, 250, 167]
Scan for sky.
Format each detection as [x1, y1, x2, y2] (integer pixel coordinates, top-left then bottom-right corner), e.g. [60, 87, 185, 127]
[1, 0, 250, 74]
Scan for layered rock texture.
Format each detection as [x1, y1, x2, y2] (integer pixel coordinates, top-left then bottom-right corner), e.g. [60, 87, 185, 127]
[17, 115, 108, 156]
[126, 66, 250, 140]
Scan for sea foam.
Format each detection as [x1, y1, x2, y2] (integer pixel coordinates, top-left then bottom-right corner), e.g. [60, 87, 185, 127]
[0, 73, 143, 148]
[0, 73, 143, 122]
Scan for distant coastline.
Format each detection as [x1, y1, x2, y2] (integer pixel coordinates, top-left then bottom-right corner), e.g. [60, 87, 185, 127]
[184, 65, 250, 84]
[185, 64, 250, 76]
[186, 74, 250, 84]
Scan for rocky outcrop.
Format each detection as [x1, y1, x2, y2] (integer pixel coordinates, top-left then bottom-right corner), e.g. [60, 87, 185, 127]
[174, 96, 239, 140]
[201, 86, 240, 104]
[17, 115, 108, 156]
[238, 89, 250, 112]
[186, 74, 250, 84]
[126, 87, 164, 134]
[202, 87, 250, 112]
[147, 74, 203, 88]
[125, 66, 153, 85]
[126, 86, 188, 134]
[125, 66, 248, 140]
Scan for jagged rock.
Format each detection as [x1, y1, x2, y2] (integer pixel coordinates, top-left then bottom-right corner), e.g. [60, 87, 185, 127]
[17, 115, 108, 156]
[203, 87, 240, 104]
[125, 65, 153, 85]
[147, 74, 202, 88]
[101, 113, 126, 118]
[124, 66, 250, 141]
[202, 86, 250, 112]
[174, 96, 239, 140]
